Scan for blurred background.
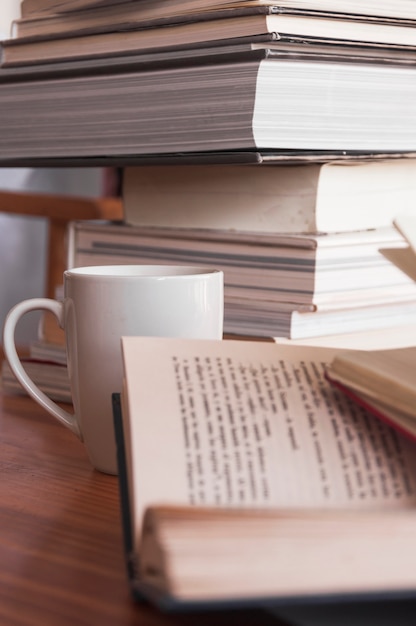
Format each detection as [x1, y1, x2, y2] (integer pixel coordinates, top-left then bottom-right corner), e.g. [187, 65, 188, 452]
[0, 0, 103, 345]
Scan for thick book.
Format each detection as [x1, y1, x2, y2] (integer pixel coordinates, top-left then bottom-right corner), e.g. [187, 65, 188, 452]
[113, 336, 416, 610]
[3, 12, 416, 68]
[67, 220, 416, 306]
[67, 220, 416, 339]
[19, 0, 416, 21]
[326, 346, 416, 441]
[0, 53, 416, 163]
[123, 160, 416, 234]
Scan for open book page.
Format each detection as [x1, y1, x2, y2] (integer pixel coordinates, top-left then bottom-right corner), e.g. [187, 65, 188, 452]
[327, 346, 416, 417]
[120, 337, 416, 550]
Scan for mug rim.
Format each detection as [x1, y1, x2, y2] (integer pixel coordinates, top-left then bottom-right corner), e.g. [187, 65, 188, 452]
[64, 265, 222, 279]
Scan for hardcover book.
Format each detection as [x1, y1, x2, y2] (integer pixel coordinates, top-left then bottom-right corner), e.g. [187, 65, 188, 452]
[0, 53, 416, 163]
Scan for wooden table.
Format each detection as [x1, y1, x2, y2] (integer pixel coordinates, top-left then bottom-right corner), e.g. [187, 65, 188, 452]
[0, 391, 291, 626]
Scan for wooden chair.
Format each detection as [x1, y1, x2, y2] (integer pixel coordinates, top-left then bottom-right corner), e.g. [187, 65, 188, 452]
[0, 190, 123, 343]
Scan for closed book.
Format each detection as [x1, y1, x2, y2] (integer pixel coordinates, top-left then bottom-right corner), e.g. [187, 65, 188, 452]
[3, 12, 416, 68]
[123, 160, 416, 234]
[1, 53, 416, 163]
[225, 297, 416, 339]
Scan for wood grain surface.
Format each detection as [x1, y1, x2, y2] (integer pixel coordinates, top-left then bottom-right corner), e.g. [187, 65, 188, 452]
[0, 390, 290, 626]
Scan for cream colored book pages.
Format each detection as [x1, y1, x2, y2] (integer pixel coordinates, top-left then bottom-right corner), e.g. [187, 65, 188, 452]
[140, 505, 416, 600]
[273, 324, 416, 350]
[120, 337, 416, 551]
[270, 0, 416, 20]
[316, 159, 416, 232]
[266, 13, 416, 45]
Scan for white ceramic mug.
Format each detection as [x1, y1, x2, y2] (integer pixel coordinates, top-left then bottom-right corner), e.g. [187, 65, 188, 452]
[3, 265, 224, 474]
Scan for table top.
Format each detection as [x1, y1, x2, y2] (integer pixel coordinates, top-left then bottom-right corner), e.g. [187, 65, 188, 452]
[0, 390, 291, 626]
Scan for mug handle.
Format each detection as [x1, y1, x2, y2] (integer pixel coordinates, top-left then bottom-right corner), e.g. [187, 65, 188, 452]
[3, 298, 82, 439]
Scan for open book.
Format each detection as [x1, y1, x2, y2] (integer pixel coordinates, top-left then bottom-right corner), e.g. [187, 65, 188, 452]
[114, 337, 416, 610]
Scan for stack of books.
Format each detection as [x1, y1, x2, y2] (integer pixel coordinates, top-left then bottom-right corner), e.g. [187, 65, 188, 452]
[4, 2, 416, 614]
[2, 1, 416, 342]
[1, 339, 71, 403]
[0, 1, 415, 162]
[67, 157, 416, 339]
